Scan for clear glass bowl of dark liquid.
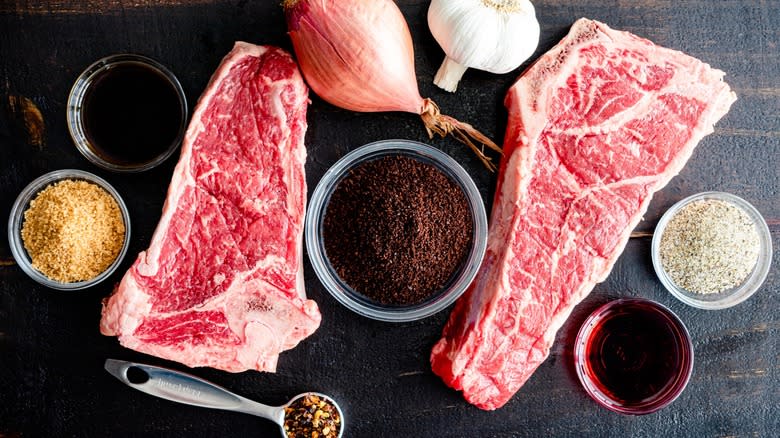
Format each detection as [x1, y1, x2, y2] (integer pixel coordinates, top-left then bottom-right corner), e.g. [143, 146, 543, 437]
[67, 54, 188, 172]
[574, 298, 694, 415]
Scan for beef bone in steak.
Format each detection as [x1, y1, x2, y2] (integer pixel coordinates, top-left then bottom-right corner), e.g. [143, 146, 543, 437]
[430, 18, 736, 410]
[100, 42, 321, 373]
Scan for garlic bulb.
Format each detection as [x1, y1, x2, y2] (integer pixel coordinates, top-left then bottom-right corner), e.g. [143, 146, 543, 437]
[428, 0, 540, 92]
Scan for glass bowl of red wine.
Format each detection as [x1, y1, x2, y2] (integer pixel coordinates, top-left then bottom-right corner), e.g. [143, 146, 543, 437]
[573, 298, 694, 415]
[67, 53, 188, 172]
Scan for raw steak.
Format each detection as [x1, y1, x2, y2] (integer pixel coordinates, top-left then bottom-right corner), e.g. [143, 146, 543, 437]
[431, 18, 736, 410]
[100, 42, 321, 373]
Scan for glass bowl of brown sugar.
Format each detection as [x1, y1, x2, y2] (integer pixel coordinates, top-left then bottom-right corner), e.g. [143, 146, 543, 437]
[305, 140, 488, 322]
[8, 169, 131, 290]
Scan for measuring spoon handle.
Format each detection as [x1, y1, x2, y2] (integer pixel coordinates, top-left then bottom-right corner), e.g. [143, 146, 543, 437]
[104, 359, 283, 424]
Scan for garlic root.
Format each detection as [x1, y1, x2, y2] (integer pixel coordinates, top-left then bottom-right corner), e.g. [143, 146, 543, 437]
[420, 99, 502, 172]
[434, 57, 469, 93]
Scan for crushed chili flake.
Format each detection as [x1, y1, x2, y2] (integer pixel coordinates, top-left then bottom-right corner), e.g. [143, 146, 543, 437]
[283, 394, 341, 438]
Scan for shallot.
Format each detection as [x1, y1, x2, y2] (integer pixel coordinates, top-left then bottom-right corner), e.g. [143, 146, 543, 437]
[284, 0, 501, 170]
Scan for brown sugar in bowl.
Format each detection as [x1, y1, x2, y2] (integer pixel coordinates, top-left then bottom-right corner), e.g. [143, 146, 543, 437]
[8, 169, 131, 290]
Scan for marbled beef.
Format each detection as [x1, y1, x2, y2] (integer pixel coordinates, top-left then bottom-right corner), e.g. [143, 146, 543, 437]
[101, 43, 320, 373]
[431, 18, 736, 410]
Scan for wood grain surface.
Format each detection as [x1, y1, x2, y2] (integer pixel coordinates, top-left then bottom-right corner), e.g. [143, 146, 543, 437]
[0, 1, 778, 437]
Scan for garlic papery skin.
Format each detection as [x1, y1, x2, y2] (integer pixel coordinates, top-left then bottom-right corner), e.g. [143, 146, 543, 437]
[428, 0, 540, 92]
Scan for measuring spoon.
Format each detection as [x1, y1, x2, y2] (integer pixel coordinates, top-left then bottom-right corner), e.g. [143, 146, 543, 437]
[104, 359, 344, 437]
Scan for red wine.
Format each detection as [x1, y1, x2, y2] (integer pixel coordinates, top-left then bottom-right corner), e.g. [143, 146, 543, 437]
[82, 61, 184, 166]
[576, 299, 693, 414]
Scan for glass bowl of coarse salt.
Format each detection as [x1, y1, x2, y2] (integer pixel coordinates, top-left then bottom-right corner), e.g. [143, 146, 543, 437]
[651, 191, 772, 310]
[8, 169, 131, 290]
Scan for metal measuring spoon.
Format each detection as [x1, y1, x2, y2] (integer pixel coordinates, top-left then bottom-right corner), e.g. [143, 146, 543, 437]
[104, 359, 344, 438]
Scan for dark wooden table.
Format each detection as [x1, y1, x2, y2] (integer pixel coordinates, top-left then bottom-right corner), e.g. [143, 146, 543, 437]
[1, 1, 777, 436]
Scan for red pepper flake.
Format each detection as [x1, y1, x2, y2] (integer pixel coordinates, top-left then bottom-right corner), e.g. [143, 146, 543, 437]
[283, 394, 341, 438]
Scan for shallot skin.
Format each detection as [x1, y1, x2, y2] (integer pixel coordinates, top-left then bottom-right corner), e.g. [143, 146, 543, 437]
[285, 0, 424, 114]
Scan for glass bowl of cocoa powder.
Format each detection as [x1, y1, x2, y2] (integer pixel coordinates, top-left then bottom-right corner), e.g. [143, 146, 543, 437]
[8, 169, 131, 290]
[306, 140, 487, 322]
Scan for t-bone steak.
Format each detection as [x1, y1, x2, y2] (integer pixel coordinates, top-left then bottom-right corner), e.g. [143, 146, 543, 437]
[100, 42, 321, 373]
[430, 18, 736, 410]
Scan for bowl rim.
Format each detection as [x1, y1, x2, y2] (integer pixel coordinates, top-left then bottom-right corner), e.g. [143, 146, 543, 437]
[66, 53, 188, 173]
[305, 139, 488, 322]
[7, 169, 132, 290]
[573, 297, 694, 415]
[651, 191, 772, 310]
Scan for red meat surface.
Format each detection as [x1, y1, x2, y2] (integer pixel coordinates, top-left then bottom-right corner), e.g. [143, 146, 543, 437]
[101, 43, 320, 372]
[431, 18, 736, 410]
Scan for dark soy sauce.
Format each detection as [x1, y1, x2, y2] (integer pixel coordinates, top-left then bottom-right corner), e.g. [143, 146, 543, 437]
[82, 62, 183, 166]
[583, 301, 686, 405]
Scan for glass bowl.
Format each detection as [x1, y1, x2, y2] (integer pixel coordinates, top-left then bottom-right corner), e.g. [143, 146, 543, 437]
[651, 191, 772, 310]
[7, 169, 132, 290]
[574, 298, 694, 415]
[305, 139, 488, 322]
[67, 53, 188, 172]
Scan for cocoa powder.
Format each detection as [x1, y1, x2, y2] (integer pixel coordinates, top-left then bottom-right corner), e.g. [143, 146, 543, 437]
[322, 155, 473, 306]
